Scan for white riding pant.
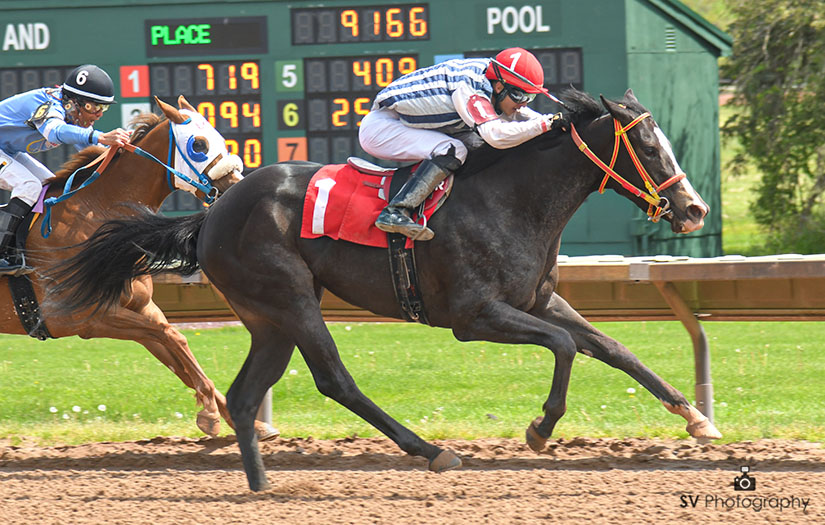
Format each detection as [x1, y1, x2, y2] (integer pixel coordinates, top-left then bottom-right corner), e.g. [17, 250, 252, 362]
[0, 150, 52, 206]
[359, 107, 468, 164]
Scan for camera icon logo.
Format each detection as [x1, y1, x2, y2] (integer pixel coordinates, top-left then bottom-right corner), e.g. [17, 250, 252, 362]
[733, 466, 756, 491]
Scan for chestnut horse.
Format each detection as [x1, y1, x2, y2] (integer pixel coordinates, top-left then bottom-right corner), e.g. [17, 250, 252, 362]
[49, 89, 719, 491]
[10, 96, 276, 439]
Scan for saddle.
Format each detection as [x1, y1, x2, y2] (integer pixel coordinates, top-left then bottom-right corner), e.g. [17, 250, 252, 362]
[300, 157, 453, 249]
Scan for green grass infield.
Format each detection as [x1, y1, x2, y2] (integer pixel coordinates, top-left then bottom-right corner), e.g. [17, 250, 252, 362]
[1, 321, 822, 446]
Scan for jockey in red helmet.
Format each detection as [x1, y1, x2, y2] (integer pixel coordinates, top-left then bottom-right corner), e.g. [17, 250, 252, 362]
[486, 48, 550, 111]
[360, 47, 566, 241]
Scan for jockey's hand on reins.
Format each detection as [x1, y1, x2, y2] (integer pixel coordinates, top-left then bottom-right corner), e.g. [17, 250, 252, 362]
[548, 112, 569, 132]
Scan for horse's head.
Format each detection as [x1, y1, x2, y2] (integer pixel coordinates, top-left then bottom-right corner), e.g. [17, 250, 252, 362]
[155, 96, 244, 199]
[596, 89, 708, 234]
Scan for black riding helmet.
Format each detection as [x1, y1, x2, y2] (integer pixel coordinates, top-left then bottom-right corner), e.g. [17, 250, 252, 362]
[62, 65, 115, 104]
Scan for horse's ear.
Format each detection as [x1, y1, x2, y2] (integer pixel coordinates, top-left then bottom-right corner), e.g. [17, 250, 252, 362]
[600, 94, 635, 125]
[623, 89, 640, 104]
[154, 95, 187, 124]
[177, 95, 196, 113]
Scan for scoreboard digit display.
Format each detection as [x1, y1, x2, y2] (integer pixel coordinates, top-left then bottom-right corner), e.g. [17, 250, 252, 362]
[149, 60, 264, 169]
[292, 4, 429, 44]
[302, 54, 418, 164]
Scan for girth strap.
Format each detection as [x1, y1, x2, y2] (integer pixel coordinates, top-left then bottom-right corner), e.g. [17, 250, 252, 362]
[387, 232, 429, 324]
[9, 275, 52, 340]
[8, 211, 52, 340]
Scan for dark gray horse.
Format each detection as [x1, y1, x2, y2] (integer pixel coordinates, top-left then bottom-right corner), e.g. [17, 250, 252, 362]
[48, 89, 719, 491]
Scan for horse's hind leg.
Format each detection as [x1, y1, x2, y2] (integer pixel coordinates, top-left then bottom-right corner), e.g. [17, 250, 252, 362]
[224, 320, 297, 492]
[291, 309, 460, 474]
[229, 294, 458, 483]
[532, 292, 721, 442]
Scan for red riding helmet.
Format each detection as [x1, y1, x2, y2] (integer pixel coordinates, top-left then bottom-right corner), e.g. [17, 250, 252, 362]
[485, 47, 548, 95]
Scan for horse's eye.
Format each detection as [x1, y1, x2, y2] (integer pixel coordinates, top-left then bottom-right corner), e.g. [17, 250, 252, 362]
[192, 138, 209, 153]
[642, 146, 657, 156]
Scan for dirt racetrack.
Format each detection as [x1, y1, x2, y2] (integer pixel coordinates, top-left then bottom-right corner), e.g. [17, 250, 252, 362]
[1, 435, 823, 524]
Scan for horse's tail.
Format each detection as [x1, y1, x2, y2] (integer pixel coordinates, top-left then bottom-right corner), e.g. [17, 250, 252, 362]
[46, 206, 206, 315]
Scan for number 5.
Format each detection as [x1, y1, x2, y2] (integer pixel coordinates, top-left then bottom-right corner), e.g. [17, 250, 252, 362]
[282, 64, 297, 88]
[276, 60, 303, 92]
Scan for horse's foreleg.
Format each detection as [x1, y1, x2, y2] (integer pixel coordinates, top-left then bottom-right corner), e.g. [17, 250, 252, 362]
[532, 292, 721, 441]
[451, 300, 578, 452]
[137, 299, 280, 440]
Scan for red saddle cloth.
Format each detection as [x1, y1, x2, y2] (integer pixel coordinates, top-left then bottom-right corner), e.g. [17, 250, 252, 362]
[300, 161, 451, 248]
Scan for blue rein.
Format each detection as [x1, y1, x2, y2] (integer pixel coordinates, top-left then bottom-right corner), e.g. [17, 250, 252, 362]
[41, 119, 218, 238]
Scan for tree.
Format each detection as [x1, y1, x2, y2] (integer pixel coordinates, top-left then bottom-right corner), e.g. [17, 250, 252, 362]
[722, 1, 825, 253]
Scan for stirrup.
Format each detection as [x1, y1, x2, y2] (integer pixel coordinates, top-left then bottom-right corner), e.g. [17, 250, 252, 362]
[0, 254, 33, 276]
[375, 205, 435, 241]
[375, 217, 434, 241]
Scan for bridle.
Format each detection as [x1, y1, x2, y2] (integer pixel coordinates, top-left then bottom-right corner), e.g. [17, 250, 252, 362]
[570, 112, 686, 222]
[40, 118, 219, 237]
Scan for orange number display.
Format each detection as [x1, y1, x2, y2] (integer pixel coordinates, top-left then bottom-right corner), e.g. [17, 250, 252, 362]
[197, 63, 215, 91]
[219, 101, 238, 128]
[332, 98, 350, 127]
[376, 58, 394, 87]
[399, 57, 417, 75]
[244, 139, 262, 167]
[341, 9, 359, 37]
[386, 8, 403, 37]
[353, 61, 371, 86]
[197, 102, 216, 127]
[240, 62, 259, 89]
[242, 103, 261, 128]
[409, 7, 427, 36]
[355, 97, 371, 126]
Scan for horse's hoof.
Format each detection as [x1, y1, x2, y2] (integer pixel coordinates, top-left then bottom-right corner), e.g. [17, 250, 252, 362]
[525, 417, 548, 452]
[254, 421, 280, 441]
[687, 418, 722, 440]
[249, 479, 271, 492]
[429, 450, 461, 473]
[196, 409, 221, 437]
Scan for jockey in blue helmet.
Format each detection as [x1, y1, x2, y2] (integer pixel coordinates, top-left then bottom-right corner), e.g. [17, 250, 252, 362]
[0, 64, 131, 274]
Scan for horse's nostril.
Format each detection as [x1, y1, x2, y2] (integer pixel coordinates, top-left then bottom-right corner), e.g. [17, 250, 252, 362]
[687, 204, 706, 223]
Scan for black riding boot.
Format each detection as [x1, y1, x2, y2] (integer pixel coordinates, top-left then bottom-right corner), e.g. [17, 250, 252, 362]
[0, 198, 33, 276]
[375, 152, 461, 241]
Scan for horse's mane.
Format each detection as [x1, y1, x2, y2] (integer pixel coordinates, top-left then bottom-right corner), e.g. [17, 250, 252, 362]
[459, 88, 607, 176]
[49, 112, 166, 185]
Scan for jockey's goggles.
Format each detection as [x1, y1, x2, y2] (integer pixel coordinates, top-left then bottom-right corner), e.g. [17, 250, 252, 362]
[79, 100, 110, 114]
[505, 85, 536, 105]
